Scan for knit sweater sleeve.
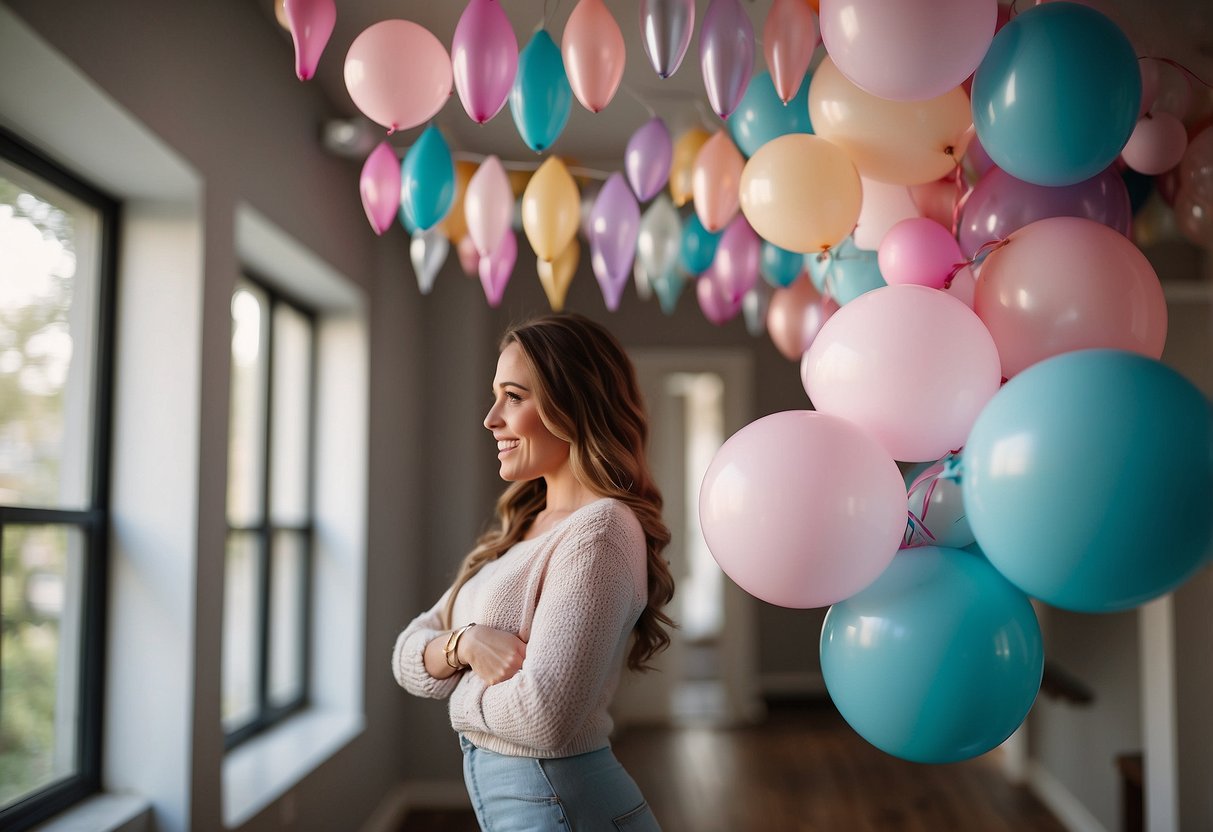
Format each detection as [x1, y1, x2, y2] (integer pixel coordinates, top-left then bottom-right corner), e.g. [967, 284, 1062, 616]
[391, 589, 461, 700]
[448, 513, 644, 751]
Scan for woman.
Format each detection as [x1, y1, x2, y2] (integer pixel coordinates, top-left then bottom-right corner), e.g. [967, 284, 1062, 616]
[392, 313, 674, 831]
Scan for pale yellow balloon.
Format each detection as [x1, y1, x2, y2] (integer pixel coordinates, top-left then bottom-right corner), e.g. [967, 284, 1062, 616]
[441, 160, 479, 242]
[669, 127, 711, 207]
[739, 133, 862, 254]
[691, 130, 744, 232]
[522, 157, 580, 262]
[274, 0, 290, 30]
[808, 57, 973, 186]
[537, 238, 580, 312]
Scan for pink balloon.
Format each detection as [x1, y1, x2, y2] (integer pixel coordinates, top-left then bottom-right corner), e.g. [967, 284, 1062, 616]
[768, 276, 832, 360]
[451, 0, 519, 123]
[1122, 112, 1189, 176]
[877, 218, 964, 289]
[764, 0, 818, 105]
[464, 155, 513, 258]
[820, 0, 997, 101]
[562, 0, 626, 113]
[712, 215, 762, 302]
[975, 216, 1168, 377]
[804, 285, 1002, 462]
[697, 272, 742, 325]
[284, 0, 336, 81]
[699, 410, 907, 608]
[478, 228, 517, 307]
[944, 265, 976, 309]
[853, 177, 920, 251]
[908, 177, 960, 230]
[358, 141, 401, 236]
[691, 130, 744, 232]
[344, 21, 453, 133]
[457, 234, 480, 276]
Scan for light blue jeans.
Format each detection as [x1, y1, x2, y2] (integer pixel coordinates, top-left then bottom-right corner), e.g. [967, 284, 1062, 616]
[459, 735, 661, 831]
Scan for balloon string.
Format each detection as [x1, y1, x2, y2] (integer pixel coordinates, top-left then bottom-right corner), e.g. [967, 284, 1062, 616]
[450, 150, 613, 180]
[944, 237, 1008, 288]
[1139, 56, 1213, 91]
[621, 84, 658, 119]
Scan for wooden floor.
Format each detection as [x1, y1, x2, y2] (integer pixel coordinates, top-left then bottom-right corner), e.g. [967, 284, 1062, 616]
[399, 699, 1067, 832]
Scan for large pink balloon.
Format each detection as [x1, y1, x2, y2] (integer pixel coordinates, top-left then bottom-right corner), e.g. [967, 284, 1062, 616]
[358, 141, 400, 236]
[853, 177, 919, 251]
[451, 0, 518, 123]
[975, 217, 1168, 377]
[344, 21, 453, 133]
[820, 0, 997, 101]
[464, 155, 513, 258]
[699, 410, 907, 608]
[804, 285, 1002, 462]
[877, 218, 963, 289]
[284, 0, 336, 81]
[957, 165, 1132, 258]
[562, 0, 626, 113]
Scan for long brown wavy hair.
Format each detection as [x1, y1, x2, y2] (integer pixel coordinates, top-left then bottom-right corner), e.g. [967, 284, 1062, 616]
[441, 313, 675, 671]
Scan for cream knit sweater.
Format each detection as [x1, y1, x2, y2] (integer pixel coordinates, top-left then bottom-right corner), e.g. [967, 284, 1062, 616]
[392, 498, 649, 758]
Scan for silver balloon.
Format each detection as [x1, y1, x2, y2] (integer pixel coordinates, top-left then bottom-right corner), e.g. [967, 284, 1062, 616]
[639, 0, 696, 79]
[410, 227, 449, 295]
[636, 195, 682, 286]
[742, 283, 771, 338]
[633, 260, 653, 302]
[700, 0, 755, 118]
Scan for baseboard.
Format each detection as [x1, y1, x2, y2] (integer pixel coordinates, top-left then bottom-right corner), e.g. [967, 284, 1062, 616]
[1026, 761, 1108, 832]
[359, 779, 471, 832]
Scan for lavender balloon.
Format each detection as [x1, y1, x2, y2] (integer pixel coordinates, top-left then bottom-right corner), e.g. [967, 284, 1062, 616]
[713, 215, 762, 302]
[700, 0, 755, 119]
[639, 0, 696, 79]
[625, 117, 674, 202]
[478, 228, 517, 307]
[588, 173, 641, 311]
[452, 0, 519, 123]
[958, 165, 1132, 258]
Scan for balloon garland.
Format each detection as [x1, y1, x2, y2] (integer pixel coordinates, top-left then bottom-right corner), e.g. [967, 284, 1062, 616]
[281, 0, 1213, 764]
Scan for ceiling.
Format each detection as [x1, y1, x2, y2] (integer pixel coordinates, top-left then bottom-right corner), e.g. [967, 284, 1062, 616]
[260, 0, 1213, 170]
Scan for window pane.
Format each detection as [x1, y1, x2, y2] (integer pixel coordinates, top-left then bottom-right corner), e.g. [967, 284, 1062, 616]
[270, 303, 312, 526]
[227, 284, 268, 526]
[268, 531, 306, 708]
[0, 524, 84, 807]
[222, 532, 261, 733]
[0, 161, 100, 510]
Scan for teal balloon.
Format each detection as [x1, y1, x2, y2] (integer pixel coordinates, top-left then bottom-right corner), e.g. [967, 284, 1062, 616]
[400, 125, 454, 231]
[963, 350, 1213, 612]
[679, 213, 721, 275]
[821, 546, 1043, 764]
[727, 71, 813, 158]
[760, 241, 802, 288]
[971, 2, 1141, 187]
[824, 242, 885, 305]
[510, 30, 573, 153]
[652, 272, 686, 316]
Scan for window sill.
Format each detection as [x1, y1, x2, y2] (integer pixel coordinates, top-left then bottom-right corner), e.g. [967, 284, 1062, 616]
[222, 708, 364, 829]
[32, 793, 152, 832]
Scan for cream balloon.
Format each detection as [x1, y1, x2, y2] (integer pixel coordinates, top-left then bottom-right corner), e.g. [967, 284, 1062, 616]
[739, 133, 861, 253]
[522, 157, 580, 261]
[809, 57, 973, 186]
[537, 238, 580, 312]
[691, 130, 744, 232]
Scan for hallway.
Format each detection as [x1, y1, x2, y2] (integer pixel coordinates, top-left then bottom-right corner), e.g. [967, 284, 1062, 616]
[400, 699, 1067, 831]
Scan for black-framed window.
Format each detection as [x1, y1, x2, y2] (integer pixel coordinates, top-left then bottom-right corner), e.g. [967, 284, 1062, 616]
[222, 275, 315, 748]
[0, 128, 116, 831]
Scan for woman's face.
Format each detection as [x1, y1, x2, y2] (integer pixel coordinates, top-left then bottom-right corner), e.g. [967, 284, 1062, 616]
[484, 342, 570, 483]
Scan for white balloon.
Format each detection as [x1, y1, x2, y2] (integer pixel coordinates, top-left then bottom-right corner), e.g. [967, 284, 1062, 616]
[410, 227, 449, 294]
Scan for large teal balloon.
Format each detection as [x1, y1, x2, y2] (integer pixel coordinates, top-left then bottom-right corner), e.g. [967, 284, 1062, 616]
[509, 30, 573, 153]
[963, 350, 1213, 612]
[679, 213, 721, 275]
[821, 546, 1042, 764]
[760, 241, 802, 288]
[400, 125, 454, 231]
[971, 2, 1140, 187]
[820, 241, 886, 305]
[727, 71, 813, 158]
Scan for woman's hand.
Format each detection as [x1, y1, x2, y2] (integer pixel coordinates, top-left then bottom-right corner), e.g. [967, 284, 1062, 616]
[459, 625, 527, 686]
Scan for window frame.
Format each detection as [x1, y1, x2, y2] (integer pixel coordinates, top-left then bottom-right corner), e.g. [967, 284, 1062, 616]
[0, 126, 118, 831]
[223, 272, 317, 750]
